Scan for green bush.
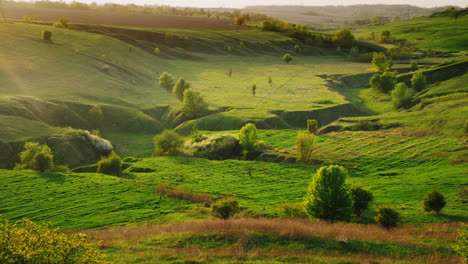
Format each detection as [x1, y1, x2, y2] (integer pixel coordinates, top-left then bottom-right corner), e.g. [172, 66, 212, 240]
[352, 120, 381, 131]
[391, 82, 413, 109]
[350, 187, 373, 217]
[409, 61, 419, 71]
[185, 134, 242, 160]
[372, 52, 392, 72]
[42, 30, 52, 41]
[453, 223, 468, 263]
[159, 72, 175, 91]
[97, 151, 122, 176]
[153, 129, 184, 156]
[411, 71, 427, 92]
[211, 197, 240, 220]
[173, 78, 190, 101]
[304, 165, 353, 222]
[307, 119, 318, 134]
[296, 131, 315, 164]
[374, 206, 400, 229]
[369, 71, 397, 93]
[181, 89, 209, 119]
[423, 190, 446, 214]
[282, 53, 293, 63]
[15, 142, 54, 172]
[239, 123, 259, 158]
[294, 44, 301, 54]
[333, 28, 355, 49]
[0, 219, 110, 264]
[278, 202, 308, 218]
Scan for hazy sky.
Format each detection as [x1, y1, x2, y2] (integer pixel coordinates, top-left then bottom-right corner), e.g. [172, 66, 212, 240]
[24, 0, 468, 8]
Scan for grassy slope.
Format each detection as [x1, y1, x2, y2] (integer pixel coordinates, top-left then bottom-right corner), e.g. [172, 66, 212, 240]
[352, 15, 468, 52]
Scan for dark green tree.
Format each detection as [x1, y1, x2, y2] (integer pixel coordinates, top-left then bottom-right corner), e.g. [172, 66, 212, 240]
[159, 72, 175, 91]
[282, 53, 293, 64]
[350, 187, 374, 217]
[411, 71, 427, 92]
[181, 89, 209, 119]
[374, 206, 400, 229]
[391, 82, 413, 109]
[423, 190, 446, 215]
[173, 78, 191, 101]
[211, 197, 240, 219]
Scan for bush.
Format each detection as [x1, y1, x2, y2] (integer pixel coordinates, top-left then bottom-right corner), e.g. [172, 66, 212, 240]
[350, 187, 374, 217]
[409, 61, 419, 71]
[159, 72, 175, 91]
[173, 78, 191, 101]
[239, 123, 258, 158]
[184, 134, 242, 160]
[15, 142, 54, 172]
[423, 190, 446, 214]
[370, 71, 397, 93]
[304, 165, 353, 222]
[333, 28, 355, 49]
[154, 47, 160, 56]
[374, 206, 400, 229]
[391, 82, 413, 109]
[296, 131, 315, 164]
[97, 151, 122, 176]
[411, 71, 427, 92]
[211, 197, 240, 219]
[352, 120, 380, 131]
[234, 15, 246, 25]
[282, 53, 293, 63]
[453, 223, 468, 263]
[153, 129, 184, 156]
[181, 89, 209, 119]
[42, 30, 52, 41]
[294, 44, 301, 54]
[307, 119, 318, 134]
[278, 202, 308, 218]
[372, 52, 392, 72]
[0, 219, 110, 264]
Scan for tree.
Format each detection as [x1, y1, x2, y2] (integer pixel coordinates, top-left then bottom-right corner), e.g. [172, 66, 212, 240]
[159, 72, 175, 91]
[372, 52, 392, 72]
[0, 219, 110, 264]
[268, 76, 273, 87]
[307, 119, 318, 134]
[239, 41, 245, 48]
[239, 123, 258, 157]
[97, 151, 122, 176]
[380, 71, 397, 93]
[153, 129, 184, 156]
[154, 47, 161, 56]
[282, 53, 293, 64]
[173, 78, 190, 101]
[181, 89, 209, 119]
[88, 105, 104, 129]
[374, 206, 400, 229]
[294, 44, 301, 54]
[423, 190, 446, 214]
[391, 82, 413, 109]
[304, 165, 353, 222]
[409, 61, 419, 71]
[211, 197, 240, 219]
[350, 187, 374, 217]
[252, 84, 256, 96]
[411, 71, 427, 92]
[333, 28, 355, 48]
[234, 15, 246, 25]
[296, 131, 315, 164]
[15, 142, 54, 172]
[42, 30, 52, 41]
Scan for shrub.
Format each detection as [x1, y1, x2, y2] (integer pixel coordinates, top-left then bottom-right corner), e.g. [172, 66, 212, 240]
[42, 30, 52, 41]
[370, 72, 397, 93]
[211, 196, 240, 220]
[278, 202, 308, 218]
[391, 82, 413, 109]
[411, 71, 427, 92]
[184, 134, 242, 160]
[239, 123, 258, 158]
[97, 151, 122, 176]
[173, 78, 191, 101]
[239, 41, 245, 48]
[350, 187, 374, 217]
[159, 72, 175, 91]
[154, 129, 184, 156]
[296, 131, 315, 164]
[423, 190, 446, 214]
[352, 120, 380, 131]
[181, 89, 209, 119]
[252, 84, 256, 96]
[372, 52, 392, 72]
[333, 28, 355, 48]
[0, 219, 110, 264]
[304, 165, 353, 222]
[307, 119, 318, 134]
[294, 44, 301, 54]
[15, 142, 54, 172]
[375, 206, 400, 229]
[282, 53, 293, 63]
[453, 223, 468, 263]
[234, 15, 246, 25]
[409, 61, 419, 71]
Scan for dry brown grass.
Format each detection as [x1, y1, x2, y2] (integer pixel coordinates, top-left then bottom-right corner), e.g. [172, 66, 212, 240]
[87, 217, 460, 247]
[156, 183, 211, 204]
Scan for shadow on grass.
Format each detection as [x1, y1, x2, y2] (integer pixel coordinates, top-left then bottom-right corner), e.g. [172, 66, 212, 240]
[37, 171, 66, 184]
